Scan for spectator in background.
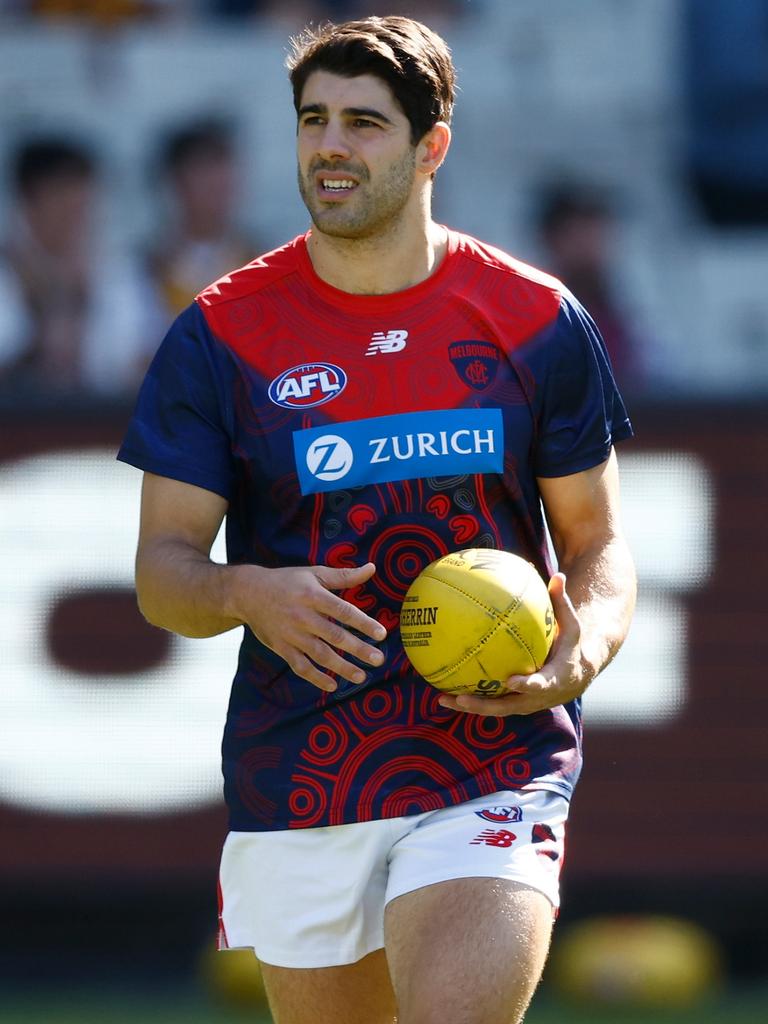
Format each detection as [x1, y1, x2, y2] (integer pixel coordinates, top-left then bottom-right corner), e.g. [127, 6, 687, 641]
[536, 184, 645, 394]
[0, 137, 154, 399]
[684, 0, 768, 227]
[145, 119, 256, 321]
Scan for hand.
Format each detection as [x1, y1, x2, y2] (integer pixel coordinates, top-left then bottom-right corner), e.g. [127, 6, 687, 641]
[437, 573, 591, 718]
[234, 561, 387, 692]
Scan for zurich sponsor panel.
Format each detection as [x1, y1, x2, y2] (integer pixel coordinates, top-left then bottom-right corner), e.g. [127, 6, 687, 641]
[293, 408, 503, 495]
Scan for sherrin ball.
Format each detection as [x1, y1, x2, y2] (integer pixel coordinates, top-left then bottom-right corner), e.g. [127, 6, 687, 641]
[400, 548, 555, 697]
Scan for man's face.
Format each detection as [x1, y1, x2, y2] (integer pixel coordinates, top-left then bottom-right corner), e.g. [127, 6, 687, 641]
[296, 70, 419, 240]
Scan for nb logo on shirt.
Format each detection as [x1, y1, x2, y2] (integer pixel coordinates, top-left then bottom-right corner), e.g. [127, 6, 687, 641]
[366, 330, 408, 356]
[292, 408, 504, 495]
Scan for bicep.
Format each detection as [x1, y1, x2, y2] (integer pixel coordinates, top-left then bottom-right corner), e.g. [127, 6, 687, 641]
[138, 472, 228, 558]
[537, 449, 623, 564]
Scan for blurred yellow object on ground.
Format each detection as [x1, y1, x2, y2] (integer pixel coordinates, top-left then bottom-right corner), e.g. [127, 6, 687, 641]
[548, 914, 724, 1008]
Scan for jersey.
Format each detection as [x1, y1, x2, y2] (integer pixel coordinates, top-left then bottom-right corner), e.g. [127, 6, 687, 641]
[117, 228, 632, 832]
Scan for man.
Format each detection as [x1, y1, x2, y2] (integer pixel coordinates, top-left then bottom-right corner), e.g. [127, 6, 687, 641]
[118, 16, 636, 1024]
[0, 137, 153, 397]
[145, 118, 257, 319]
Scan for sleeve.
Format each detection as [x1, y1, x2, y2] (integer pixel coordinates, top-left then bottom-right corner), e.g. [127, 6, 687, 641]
[117, 302, 236, 500]
[529, 293, 633, 478]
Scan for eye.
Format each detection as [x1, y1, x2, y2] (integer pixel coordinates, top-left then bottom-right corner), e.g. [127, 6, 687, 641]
[301, 115, 326, 127]
[352, 118, 379, 129]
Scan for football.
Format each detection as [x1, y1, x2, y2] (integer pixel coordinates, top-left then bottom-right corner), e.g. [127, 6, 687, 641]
[400, 548, 555, 697]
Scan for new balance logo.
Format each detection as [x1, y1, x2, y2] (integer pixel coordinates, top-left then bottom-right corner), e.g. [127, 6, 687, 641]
[366, 330, 408, 355]
[469, 829, 517, 848]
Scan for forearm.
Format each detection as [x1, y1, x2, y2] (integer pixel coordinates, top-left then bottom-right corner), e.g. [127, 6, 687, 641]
[136, 537, 254, 638]
[557, 533, 636, 683]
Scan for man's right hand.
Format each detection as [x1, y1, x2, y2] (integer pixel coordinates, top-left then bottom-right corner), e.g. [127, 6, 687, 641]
[229, 561, 387, 692]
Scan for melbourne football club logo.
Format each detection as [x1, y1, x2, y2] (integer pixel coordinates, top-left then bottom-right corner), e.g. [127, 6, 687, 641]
[366, 329, 408, 355]
[475, 805, 523, 823]
[449, 340, 501, 391]
[268, 362, 347, 409]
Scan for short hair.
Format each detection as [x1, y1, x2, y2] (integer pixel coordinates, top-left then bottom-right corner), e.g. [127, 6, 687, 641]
[12, 138, 96, 195]
[161, 119, 235, 175]
[287, 16, 456, 146]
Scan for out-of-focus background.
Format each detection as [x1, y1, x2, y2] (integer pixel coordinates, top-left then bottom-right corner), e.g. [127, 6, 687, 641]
[1, 1, 767, 1021]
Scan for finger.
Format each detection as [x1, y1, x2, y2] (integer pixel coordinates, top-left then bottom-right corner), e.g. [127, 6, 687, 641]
[437, 692, 541, 717]
[316, 590, 387, 642]
[312, 615, 385, 669]
[313, 562, 377, 593]
[548, 571, 580, 641]
[501, 669, 550, 694]
[302, 636, 370, 685]
[285, 650, 338, 692]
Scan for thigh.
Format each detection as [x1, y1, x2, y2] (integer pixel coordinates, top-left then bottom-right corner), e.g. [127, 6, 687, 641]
[384, 877, 554, 1024]
[260, 948, 397, 1024]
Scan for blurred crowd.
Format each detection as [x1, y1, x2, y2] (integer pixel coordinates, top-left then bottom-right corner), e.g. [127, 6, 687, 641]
[0, 119, 259, 400]
[0, 0, 766, 404]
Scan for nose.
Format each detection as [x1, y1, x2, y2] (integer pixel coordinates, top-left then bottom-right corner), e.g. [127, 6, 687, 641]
[315, 119, 352, 162]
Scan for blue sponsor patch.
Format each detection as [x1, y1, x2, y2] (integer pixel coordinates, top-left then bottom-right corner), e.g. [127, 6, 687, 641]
[293, 408, 503, 495]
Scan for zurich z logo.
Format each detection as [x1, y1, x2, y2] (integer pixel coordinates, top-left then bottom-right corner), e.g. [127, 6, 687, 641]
[268, 363, 347, 409]
[366, 330, 408, 355]
[293, 408, 503, 495]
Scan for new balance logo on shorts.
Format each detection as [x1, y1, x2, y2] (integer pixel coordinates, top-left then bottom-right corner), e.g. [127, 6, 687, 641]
[366, 329, 408, 355]
[470, 828, 517, 848]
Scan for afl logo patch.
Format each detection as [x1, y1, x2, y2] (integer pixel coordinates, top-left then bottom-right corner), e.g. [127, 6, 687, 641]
[268, 362, 347, 409]
[475, 805, 523, 823]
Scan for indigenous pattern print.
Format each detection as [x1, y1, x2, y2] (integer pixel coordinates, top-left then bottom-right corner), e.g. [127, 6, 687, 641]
[118, 229, 632, 831]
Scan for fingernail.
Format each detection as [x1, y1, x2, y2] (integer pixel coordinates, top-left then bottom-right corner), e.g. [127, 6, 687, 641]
[353, 671, 366, 684]
[370, 650, 385, 665]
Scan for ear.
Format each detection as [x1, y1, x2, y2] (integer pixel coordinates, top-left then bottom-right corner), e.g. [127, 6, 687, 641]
[417, 121, 451, 177]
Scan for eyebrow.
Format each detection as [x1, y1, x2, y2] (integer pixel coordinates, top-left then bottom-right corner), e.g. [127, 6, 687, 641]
[298, 103, 395, 126]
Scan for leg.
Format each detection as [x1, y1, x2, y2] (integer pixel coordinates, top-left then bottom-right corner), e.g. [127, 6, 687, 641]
[384, 877, 554, 1024]
[260, 948, 398, 1024]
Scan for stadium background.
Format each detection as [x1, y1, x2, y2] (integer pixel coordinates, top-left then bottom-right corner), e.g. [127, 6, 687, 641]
[2, 1, 767, 1021]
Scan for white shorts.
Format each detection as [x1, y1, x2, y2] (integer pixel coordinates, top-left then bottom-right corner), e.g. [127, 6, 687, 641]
[217, 788, 568, 969]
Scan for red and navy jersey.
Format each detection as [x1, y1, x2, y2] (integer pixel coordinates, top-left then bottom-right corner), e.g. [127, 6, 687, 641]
[118, 229, 632, 831]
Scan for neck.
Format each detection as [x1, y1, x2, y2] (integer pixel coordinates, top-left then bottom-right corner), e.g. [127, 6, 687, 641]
[306, 194, 447, 295]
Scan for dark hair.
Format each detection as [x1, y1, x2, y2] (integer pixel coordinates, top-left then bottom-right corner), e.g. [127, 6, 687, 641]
[161, 118, 236, 175]
[12, 138, 96, 195]
[287, 16, 455, 146]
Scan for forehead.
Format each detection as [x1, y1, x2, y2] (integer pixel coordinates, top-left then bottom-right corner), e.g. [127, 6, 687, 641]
[299, 70, 406, 121]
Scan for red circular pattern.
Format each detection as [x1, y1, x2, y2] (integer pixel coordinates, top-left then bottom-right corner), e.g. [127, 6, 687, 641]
[462, 714, 508, 749]
[368, 525, 448, 601]
[288, 774, 329, 827]
[305, 718, 349, 766]
[496, 751, 532, 784]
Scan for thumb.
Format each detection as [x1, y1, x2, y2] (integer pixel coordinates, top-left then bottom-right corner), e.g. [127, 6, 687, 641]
[548, 571, 580, 642]
[313, 562, 377, 591]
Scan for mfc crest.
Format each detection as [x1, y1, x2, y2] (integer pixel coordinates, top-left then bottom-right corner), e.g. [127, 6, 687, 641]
[449, 340, 500, 391]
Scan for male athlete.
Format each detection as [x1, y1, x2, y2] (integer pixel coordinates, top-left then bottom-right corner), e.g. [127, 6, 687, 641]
[119, 16, 636, 1024]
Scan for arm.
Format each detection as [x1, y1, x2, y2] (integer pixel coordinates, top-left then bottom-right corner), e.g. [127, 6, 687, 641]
[135, 472, 386, 692]
[438, 449, 636, 717]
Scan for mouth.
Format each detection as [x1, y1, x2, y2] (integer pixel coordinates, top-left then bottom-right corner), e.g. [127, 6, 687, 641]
[315, 172, 360, 201]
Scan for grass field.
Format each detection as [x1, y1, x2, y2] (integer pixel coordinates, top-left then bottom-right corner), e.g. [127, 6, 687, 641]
[2, 984, 767, 1024]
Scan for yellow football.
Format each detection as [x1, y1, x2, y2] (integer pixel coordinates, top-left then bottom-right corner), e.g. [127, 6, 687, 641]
[400, 548, 555, 697]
